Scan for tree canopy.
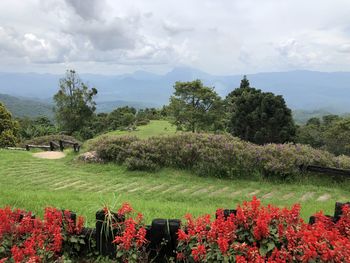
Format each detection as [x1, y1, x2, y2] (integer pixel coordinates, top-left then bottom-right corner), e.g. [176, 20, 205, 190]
[53, 70, 97, 135]
[168, 80, 224, 132]
[226, 76, 296, 144]
[296, 115, 350, 155]
[0, 102, 19, 147]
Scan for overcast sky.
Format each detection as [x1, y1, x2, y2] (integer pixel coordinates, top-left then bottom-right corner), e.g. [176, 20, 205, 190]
[0, 0, 350, 75]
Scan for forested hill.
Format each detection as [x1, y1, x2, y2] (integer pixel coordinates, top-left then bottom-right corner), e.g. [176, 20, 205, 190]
[0, 93, 156, 118]
[0, 94, 54, 119]
[0, 69, 350, 112]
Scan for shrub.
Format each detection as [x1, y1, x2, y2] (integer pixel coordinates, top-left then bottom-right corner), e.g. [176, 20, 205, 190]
[175, 198, 350, 262]
[94, 135, 139, 163]
[0, 130, 19, 148]
[0, 102, 19, 147]
[258, 143, 339, 177]
[112, 203, 148, 262]
[91, 133, 350, 179]
[0, 207, 84, 262]
[112, 199, 350, 262]
[136, 119, 150, 126]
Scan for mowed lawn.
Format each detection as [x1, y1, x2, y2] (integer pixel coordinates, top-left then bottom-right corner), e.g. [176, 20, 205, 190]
[85, 120, 177, 148]
[1, 148, 350, 226]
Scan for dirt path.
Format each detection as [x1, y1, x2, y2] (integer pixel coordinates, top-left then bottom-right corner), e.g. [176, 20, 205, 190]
[33, 151, 66, 160]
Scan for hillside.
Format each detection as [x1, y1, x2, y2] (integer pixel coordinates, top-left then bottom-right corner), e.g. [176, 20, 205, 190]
[0, 69, 350, 112]
[2, 120, 350, 224]
[0, 93, 54, 118]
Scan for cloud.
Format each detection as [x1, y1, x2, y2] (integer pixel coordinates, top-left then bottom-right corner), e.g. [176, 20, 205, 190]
[162, 20, 194, 35]
[66, 17, 138, 51]
[338, 43, 350, 53]
[64, 0, 106, 21]
[1, 0, 350, 74]
[0, 26, 71, 64]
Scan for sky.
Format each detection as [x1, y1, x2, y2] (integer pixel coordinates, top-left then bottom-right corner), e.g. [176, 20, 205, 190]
[0, 0, 350, 75]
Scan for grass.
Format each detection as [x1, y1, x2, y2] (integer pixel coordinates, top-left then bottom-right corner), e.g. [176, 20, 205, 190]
[84, 120, 177, 149]
[1, 147, 350, 226]
[105, 120, 177, 139]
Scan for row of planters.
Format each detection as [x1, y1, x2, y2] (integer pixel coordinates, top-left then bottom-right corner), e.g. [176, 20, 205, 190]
[2, 198, 350, 262]
[88, 133, 350, 179]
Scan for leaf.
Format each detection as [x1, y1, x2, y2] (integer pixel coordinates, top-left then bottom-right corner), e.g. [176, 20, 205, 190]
[69, 236, 78, 243]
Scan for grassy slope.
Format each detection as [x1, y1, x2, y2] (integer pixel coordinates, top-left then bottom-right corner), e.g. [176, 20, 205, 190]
[84, 120, 177, 149]
[1, 120, 350, 225]
[0, 148, 349, 226]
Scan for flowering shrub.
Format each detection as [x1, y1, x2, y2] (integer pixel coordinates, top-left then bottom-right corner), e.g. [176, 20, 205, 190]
[92, 133, 350, 179]
[0, 207, 84, 262]
[176, 197, 350, 262]
[112, 203, 148, 262]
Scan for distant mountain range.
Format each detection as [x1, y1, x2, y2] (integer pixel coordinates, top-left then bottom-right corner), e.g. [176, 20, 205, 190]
[0, 93, 157, 119]
[0, 93, 54, 119]
[0, 68, 349, 113]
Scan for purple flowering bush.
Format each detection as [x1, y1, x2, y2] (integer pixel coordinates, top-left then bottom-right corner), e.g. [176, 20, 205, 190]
[91, 133, 350, 178]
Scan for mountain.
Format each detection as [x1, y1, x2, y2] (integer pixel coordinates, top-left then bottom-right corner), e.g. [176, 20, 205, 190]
[0, 68, 349, 112]
[96, 100, 158, 113]
[292, 109, 334, 124]
[0, 93, 155, 118]
[0, 93, 54, 118]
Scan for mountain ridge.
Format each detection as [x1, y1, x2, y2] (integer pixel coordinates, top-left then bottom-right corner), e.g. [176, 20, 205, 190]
[0, 68, 349, 112]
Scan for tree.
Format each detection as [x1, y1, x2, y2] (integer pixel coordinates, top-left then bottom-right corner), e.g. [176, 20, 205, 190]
[0, 102, 19, 147]
[226, 76, 296, 144]
[323, 118, 350, 155]
[53, 70, 97, 135]
[168, 80, 224, 132]
[17, 116, 57, 140]
[239, 75, 250, 89]
[108, 106, 136, 130]
[296, 121, 324, 148]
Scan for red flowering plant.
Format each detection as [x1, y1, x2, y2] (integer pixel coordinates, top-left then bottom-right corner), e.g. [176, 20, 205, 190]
[176, 197, 350, 262]
[112, 203, 148, 262]
[58, 209, 86, 258]
[0, 206, 84, 263]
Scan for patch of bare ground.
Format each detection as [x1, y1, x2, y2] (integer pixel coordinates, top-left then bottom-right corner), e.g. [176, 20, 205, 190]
[33, 151, 65, 159]
[317, 194, 331, 202]
[300, 192, 315, 201]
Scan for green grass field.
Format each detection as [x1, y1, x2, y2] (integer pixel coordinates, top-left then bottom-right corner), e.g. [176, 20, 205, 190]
[0, 149, 349, 226]
[1, 120, 350, 226]
[84, 120, 177, 149]
[105, 120, 177, 138]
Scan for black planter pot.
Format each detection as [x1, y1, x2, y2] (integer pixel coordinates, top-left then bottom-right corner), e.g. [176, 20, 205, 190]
[216, 209, 237, 219]
[95, 210, 124, 258]
[334, 202, 350, 222]
[146, 218, 181, 262]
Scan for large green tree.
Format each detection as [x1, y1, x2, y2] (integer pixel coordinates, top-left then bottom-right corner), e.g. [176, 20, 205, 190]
[0, 102, 19, 147]
[169, 80, 224, 132]
[323, 118, 350, 155]
[108, 106, 136, 130]
[226, 76, 296, 144]
[53, 70, 97, 134]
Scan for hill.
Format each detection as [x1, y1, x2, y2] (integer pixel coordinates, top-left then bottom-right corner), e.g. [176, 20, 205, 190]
[0, 69, 350, 112]
[0, 93, 157, 119]
[0, 93, 54, 118]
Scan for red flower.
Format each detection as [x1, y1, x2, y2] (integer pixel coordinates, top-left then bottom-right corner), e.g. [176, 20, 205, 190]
[191, 244, 206, 262]
[217, 236, 229, 254]
[117, 203, 133, 216]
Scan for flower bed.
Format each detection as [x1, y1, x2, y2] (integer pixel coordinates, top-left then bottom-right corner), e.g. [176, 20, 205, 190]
[1, 199, 350, 262]
[0, 207, 85, 262]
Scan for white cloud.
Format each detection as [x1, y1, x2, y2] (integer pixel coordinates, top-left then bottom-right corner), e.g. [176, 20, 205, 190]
[0, 0, 350, 74]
